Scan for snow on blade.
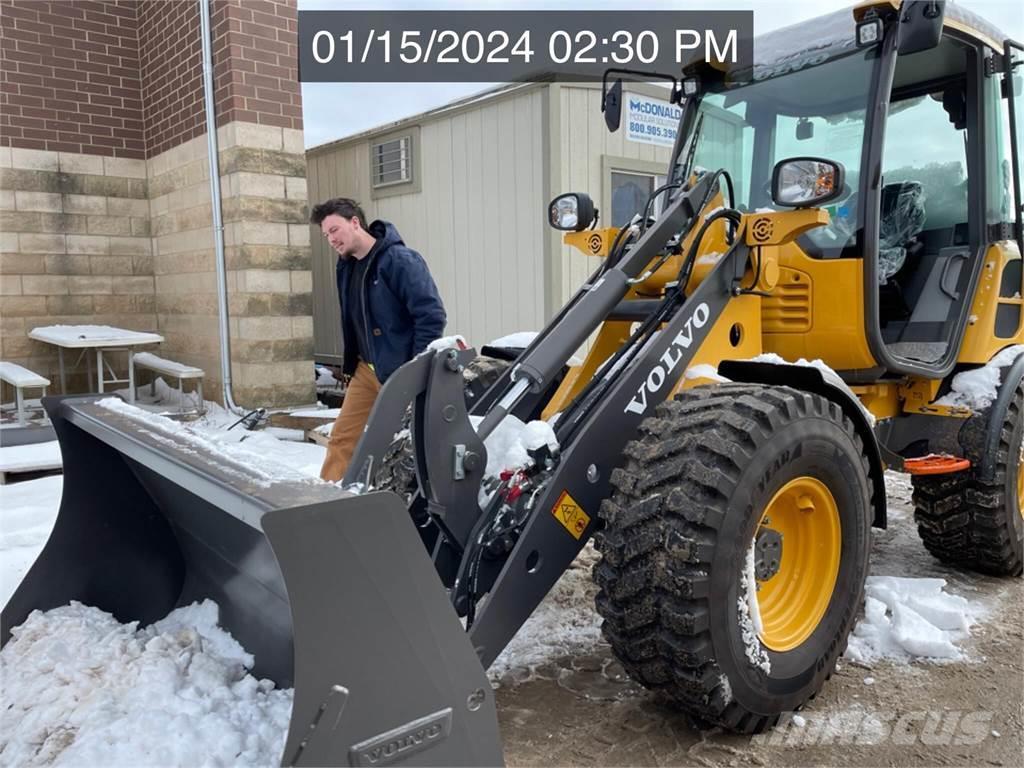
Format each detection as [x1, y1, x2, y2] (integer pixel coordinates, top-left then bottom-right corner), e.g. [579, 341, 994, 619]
[98, 398, 324, 484]
[844, 576, 983, 663]
[0, 601, 291, 768]
[738, 544, 770, 674]
[934, 345, 1024, 411]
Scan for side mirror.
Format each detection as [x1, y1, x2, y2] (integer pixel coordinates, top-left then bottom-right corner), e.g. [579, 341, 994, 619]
[548, 193, 597, 231]
[897, 0, 945, 55]
[603, 79, 623, 133]
[771, 158, 845, 208]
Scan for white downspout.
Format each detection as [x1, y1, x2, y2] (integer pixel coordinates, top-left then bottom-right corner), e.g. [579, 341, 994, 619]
[198, 0, 243, 415]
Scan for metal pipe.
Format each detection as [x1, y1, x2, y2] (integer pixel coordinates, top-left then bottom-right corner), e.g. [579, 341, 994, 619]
[199, 0, 243, 414]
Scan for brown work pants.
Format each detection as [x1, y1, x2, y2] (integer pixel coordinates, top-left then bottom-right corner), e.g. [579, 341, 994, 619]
[319, 361, 381, 482]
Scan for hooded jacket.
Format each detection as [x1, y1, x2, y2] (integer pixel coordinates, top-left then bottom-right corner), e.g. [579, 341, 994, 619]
[336, 220, 446, 383]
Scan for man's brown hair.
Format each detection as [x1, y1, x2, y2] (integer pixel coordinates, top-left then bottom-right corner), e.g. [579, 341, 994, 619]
[310, 198, 368, 229]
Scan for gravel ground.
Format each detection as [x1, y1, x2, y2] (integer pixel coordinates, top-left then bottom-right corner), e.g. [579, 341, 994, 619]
[494, 472, 1024, 767]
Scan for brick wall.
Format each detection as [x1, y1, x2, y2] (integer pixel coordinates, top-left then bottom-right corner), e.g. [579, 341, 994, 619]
[0, 0, 145, 158]
[1, 0, 302, 159]
[213, 0, 302, 131]
[137, 0, 205, 158]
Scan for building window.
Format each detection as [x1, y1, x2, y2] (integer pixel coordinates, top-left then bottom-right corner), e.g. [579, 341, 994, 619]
[372, 136, 412, 187]
[610, 170, 667, 227]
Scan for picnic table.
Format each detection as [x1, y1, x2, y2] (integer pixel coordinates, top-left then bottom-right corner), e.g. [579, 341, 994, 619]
[28, 325, 164, 403]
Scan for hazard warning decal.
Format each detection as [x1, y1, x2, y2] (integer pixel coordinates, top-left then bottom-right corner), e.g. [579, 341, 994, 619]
[552, 490, 590, 540]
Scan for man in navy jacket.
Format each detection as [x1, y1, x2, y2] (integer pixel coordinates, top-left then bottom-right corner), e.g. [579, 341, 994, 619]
[311, 198, 446, 482]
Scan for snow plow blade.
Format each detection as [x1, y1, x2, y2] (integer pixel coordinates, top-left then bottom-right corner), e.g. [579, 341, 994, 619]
[0, 396, 503, 767]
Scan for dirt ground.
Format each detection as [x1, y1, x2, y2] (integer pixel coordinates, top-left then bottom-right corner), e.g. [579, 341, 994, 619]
[494, 473, 1024, 767]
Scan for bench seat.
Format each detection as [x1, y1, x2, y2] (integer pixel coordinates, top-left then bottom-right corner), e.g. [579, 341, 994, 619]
[0, 362, 50, 425]
[132, 353, 205, 414]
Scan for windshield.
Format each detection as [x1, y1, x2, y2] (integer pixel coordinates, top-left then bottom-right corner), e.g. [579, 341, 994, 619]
[675, 49, 878, 258]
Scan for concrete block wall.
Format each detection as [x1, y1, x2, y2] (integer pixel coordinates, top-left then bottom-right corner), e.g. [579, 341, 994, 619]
[0, 145, 154, 390]
[149, 121, 312, 407]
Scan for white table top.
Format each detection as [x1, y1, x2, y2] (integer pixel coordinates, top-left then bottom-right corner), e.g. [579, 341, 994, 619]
[29, 325, 164, 349]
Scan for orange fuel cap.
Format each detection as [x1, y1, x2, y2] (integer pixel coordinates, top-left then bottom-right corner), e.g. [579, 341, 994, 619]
[904, 454, 972, 476]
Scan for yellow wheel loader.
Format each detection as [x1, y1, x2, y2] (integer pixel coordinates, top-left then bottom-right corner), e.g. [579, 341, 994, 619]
[3, 0, 1022, 763]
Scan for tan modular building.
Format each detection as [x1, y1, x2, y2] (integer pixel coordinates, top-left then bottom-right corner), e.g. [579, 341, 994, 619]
[307, 81, 691, 365]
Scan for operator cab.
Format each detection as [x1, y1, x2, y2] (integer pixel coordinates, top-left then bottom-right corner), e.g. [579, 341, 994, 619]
[661, 2, 1021, 379]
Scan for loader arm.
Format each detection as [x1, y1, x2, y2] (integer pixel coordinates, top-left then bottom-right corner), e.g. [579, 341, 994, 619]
[468, 236, 751, 665]
[345, 170, 759, 668]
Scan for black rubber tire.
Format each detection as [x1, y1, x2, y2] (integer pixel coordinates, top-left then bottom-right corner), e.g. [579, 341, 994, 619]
[912, 381, 1023, 576]
[375, 354, 511, 499]
[593, 383, 873, 733]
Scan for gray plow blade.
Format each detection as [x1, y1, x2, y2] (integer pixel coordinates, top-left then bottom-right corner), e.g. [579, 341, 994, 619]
[1, 396, 503, 767]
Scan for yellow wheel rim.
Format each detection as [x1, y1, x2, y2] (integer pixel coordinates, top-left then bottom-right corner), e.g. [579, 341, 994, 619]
[1017, 451, 1023, 519]
[756, 476, 842, 652]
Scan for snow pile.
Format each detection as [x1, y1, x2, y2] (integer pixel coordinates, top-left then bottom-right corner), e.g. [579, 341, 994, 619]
[0, 476, 62, 609]
[315, 366, 340, 388]
[845, 576, 983, 663]
[738, 545, 770, 674]
[425, 335, 467, 353]
[685, 364, 730, 383]
[488, 331, 538, 349]
[0, 440, 62, 474]
[489, 545, 603, 681]
[934, 345, 1024, 411]
[748, 353, 877, 426]
[131, 376, 206, 414]
[472, 414, 558, 478]
[0, 600, 291, 767]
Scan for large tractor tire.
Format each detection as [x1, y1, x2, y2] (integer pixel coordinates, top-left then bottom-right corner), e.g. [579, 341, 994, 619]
[376, 353, 512, 499]
[912, 380, 1023, 576]
[593, 384, 873, 733]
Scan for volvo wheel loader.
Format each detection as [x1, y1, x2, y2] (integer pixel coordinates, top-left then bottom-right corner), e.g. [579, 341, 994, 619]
[3, 1, 1022, 764]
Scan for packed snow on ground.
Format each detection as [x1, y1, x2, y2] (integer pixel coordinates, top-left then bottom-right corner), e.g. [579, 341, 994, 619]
[0, 600, 291, 767]
[845, 576, 985, 663]
[0, 440, 62, 474]
[488, 545, 603, 683]
[933, 345, 1024, 411]
[0, 476, 62, 609]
